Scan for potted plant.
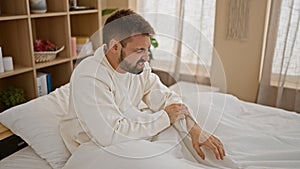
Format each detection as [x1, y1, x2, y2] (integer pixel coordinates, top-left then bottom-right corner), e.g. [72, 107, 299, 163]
[0, 87, 26, 112]
[102, 8, 118, 16]
[149, 36, 158, 61]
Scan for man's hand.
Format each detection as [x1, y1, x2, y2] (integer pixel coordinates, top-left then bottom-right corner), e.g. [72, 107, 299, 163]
[190, 125, 225, 160]
[164, 104, 188, 125]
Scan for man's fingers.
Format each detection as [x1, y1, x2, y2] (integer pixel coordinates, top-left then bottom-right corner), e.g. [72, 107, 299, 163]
[212, 136, 226, 158]
[177, 113, 186, 120]
[212, 140, 225, 160]
[215, 137, 226, 158]
[193, 143, 205, 160]
[205, 140, 221, 160]
[218, 145, 225, 160]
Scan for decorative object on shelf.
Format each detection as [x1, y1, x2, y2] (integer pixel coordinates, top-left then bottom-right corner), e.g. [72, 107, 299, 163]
[34, 39, 64, 62]
[0, 87, 26, 111]
[34, 39, 57, 51]
[3, 56, 14, 71]
[29, 0, 47, 14]
[34, 46, 64, 63]
[0, 47, 4, 73]
[71, 37, 77, 57]
[69, 0, 95, 11]
[226, 0, 250, 40]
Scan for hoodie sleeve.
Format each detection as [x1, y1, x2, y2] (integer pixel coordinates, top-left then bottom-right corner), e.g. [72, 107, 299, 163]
[71, 73, 170, 147]
[141, 69, 199, 134]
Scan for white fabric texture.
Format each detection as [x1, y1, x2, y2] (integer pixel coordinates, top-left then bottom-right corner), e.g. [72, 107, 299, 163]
[0, 147, 51, 169]
[63, 88, 300, 169]
[60, 45, 185, 153]
[0, 84, 71, 169]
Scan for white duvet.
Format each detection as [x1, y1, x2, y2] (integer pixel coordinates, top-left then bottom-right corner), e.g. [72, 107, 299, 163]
[63, 90, 300, 169]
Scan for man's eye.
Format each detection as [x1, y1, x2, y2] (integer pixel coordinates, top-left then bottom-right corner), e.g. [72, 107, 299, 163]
[136, 50, 144, 54]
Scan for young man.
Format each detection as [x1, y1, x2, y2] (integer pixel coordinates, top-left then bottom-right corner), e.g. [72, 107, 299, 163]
[61, 9, 225, 164]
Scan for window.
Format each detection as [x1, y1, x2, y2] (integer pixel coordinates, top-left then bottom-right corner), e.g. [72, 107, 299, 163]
[271, 0, 300, 88]
[137, 0, 216, 76]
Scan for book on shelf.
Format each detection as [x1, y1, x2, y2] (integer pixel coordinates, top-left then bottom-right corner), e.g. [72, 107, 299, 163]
[46, 73, 52, 94]
[36, 72, 52, 97]
[0, 47, 4, 73]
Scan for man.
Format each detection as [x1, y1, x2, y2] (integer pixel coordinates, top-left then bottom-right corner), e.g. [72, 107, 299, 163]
[61, 9, 225, 165]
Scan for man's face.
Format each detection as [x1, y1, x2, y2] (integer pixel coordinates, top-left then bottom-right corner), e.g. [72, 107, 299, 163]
[118, 35, 151, 74]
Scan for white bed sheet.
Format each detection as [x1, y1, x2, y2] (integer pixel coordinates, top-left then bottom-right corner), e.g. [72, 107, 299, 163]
[62, 82, 300, 169]
[0, 146, 51, 169]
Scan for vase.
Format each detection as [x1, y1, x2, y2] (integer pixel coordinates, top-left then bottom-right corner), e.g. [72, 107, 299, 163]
[30, 0, 47, 13]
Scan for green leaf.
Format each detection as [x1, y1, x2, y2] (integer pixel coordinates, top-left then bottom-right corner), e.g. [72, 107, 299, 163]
[150, 36, 159, 48]
[102, 8, 118, 16]
[0, 87, 26, 109]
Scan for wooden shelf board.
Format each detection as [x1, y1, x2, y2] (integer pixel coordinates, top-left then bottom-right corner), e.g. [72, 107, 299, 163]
[0, 15, 28, 21]
[0, 123, 9, 133]
[0, 130, 13, 140]
[35, 58, 70, 69]
[69, 9, 98, 15]
[30, 12, 68, 18]
[0, 66, 33, 79]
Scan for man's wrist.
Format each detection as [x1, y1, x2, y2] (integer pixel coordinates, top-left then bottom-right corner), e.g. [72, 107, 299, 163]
[189, 124, 201, 136]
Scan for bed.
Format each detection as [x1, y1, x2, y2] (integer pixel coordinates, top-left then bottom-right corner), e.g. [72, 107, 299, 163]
[0, 81, 299, 169]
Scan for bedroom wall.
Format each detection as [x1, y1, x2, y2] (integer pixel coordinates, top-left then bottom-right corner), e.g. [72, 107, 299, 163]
[213, 0, 270, 102]
[102, 0, 128, 9]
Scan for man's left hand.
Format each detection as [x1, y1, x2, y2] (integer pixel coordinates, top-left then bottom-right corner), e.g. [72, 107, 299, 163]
[189, 126, 225, 160]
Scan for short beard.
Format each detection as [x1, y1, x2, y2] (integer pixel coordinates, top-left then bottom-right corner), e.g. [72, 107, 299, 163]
[118, 49, 144, 74]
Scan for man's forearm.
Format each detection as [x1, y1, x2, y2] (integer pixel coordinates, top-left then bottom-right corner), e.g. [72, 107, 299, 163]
[185, 114, 212, 144]
[185, 114, 201, 135]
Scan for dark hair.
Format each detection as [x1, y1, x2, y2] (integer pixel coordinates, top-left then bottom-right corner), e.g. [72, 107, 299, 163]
[103, 9, 155, 46]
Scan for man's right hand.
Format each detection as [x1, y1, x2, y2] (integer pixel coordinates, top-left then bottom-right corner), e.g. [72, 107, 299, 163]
[164, 104, 188, 125]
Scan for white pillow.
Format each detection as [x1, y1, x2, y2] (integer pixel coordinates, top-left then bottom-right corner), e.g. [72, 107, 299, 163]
[0, 84, 71, 169]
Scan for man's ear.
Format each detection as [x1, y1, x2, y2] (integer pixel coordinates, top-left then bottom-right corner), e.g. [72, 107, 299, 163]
[108, 39, 121, 53]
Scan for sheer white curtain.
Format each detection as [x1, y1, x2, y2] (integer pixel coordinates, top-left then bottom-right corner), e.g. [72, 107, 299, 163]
[136, 0, 216, 82]
[258, 0, 300, 112]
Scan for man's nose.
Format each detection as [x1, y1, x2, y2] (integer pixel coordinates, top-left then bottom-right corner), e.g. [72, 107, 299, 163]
[142, 51, 149, 62]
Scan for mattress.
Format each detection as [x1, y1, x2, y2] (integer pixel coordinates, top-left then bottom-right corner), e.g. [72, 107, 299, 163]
[0, 146, 51, 169]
